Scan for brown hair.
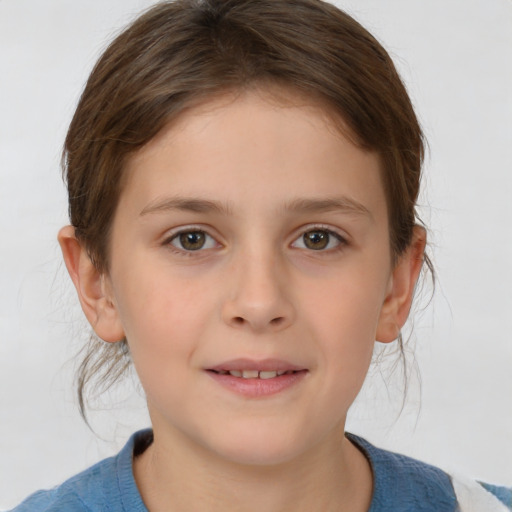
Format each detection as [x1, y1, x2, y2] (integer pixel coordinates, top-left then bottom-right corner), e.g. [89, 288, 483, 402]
[63, 0, 427, 419]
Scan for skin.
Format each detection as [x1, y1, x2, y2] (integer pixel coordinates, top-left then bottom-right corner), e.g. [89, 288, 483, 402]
[59, 88, 425, 512]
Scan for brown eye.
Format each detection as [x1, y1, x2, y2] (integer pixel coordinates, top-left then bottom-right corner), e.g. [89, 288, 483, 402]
[291, 228, 345, 251]
[180, 231, 205, 250]
[303, 230, 330, 250]
[169, 230, 217, 251]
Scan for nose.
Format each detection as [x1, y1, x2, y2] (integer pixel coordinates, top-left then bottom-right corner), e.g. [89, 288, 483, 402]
[221, 249, 295, 333]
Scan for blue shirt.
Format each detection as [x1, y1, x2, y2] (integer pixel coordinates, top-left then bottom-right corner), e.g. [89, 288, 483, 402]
[11, 430, 512, 511]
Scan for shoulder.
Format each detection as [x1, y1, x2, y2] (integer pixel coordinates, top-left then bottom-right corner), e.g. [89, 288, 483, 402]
[8, 430, 152, 512]
[347, 433, 512, 512]
[9, 455, 115, 512]
[453, 477, 512, 511]
[348, 433, 457, 511]
[479, 482, 512, 508]
[8, 488, 91, 512]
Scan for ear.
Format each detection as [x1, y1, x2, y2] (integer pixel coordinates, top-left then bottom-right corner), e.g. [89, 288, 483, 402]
[58, 225, 125, 343]
[376, 226, 426, 343]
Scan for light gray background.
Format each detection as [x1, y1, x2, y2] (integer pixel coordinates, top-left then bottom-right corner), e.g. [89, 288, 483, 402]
[1, 0, 511, 508]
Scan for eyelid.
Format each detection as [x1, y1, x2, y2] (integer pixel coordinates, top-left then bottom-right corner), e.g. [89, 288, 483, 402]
[162, 225, 222, 252]
[160, 223, 348, 253]
[290, 224, 349, 251]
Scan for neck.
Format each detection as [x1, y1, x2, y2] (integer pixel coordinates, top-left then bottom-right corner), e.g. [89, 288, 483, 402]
[133, 424, 373, 512]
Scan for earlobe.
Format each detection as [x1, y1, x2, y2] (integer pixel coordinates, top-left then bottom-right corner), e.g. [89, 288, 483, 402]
[58, 226, 125, 343]
[376, 226, 426, 343]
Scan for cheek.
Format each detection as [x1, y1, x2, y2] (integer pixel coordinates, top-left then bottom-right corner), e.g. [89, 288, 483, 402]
[298, 266, 388, 393]
[111, 260, 219, 369]
[302, 265, 388, 342]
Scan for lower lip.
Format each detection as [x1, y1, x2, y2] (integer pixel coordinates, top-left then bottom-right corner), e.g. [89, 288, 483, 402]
[206, 370, 308, 398]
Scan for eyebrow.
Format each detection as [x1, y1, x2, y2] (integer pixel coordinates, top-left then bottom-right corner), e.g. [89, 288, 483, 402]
[139, 196, 371, 219]
[140, 197, 233, 216]
[282, 197, 372, 218]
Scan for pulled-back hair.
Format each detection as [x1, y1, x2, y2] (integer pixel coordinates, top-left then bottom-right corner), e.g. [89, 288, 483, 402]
[63, 0, 427, 419]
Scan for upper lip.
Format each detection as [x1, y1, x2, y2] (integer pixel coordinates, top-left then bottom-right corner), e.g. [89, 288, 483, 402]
[207, 358, 306, 372]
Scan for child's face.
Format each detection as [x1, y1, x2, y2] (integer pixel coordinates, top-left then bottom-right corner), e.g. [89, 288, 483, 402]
[90, 89, 419, 465]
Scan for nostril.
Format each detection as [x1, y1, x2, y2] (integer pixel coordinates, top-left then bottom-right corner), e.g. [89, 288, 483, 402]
[231, 316, 285, 327]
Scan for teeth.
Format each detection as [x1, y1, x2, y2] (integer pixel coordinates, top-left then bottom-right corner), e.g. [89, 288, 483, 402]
[242, 370, 259, 379]
[224, 370, 291, 379]
[259, 371, 278, 379]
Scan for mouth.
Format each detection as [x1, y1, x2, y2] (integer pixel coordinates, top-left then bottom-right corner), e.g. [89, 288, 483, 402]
[205, 359, 308, 397]
[208, 369, 302, 380]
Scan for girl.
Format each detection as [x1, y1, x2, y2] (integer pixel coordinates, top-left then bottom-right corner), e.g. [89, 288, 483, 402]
[9, 0, 511, 510]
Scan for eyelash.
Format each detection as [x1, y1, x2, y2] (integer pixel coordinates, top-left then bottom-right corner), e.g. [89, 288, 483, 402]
[164, 227, 219, 256]
[163, 225, 348, 255]
[291, 226, 347, 253]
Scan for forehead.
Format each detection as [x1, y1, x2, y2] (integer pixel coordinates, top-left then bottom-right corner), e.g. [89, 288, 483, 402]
[131, 84, 366, 165]
[120, 88, 386, 221]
